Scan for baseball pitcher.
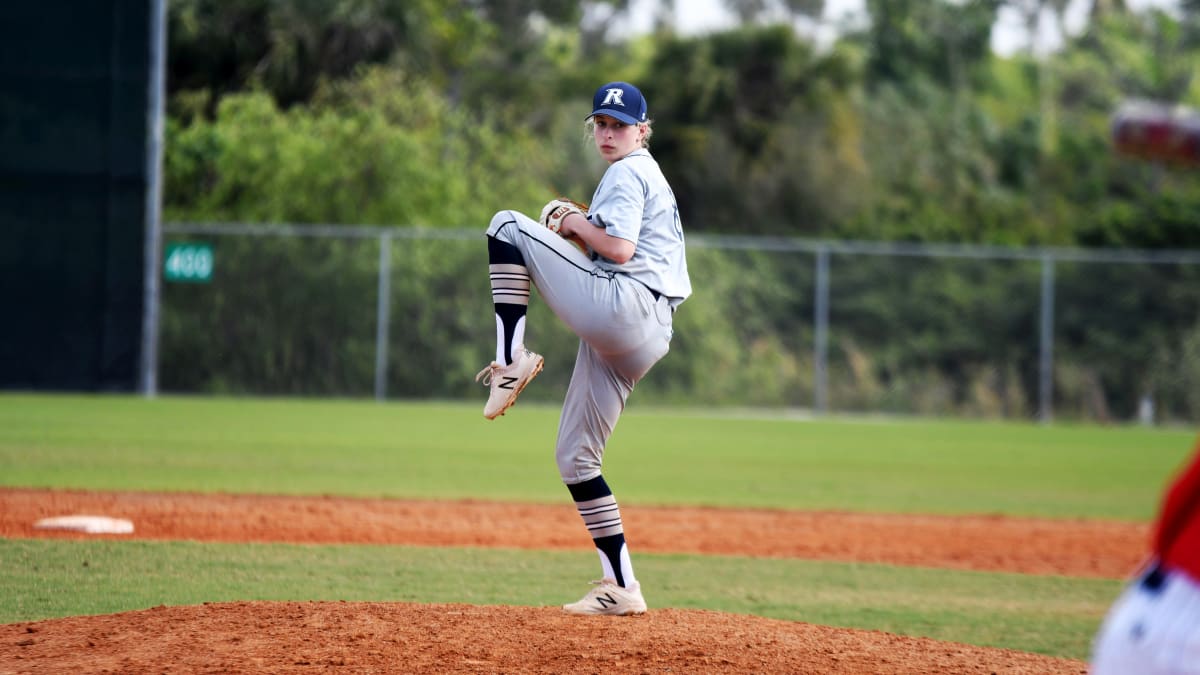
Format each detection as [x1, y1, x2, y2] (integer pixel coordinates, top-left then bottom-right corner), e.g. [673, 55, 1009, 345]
[475, 81, 691, 615]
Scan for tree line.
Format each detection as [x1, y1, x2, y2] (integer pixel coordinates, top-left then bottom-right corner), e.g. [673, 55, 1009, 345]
[157, 0, 1200, 422]
[163, 0, 1200, 246]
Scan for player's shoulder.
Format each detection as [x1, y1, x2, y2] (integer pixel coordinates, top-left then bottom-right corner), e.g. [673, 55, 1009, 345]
[617, 149, 654, 166]
[606, 150, 660, 182]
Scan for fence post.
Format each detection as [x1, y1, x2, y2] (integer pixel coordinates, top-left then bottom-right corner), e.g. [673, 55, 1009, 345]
[139, 0, 167, 398]
[374, 233, 392, 401]
[1038, 254, 1055, 423]
[814, 246, 830, 414]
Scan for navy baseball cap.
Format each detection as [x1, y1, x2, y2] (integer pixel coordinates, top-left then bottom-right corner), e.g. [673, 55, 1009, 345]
[587, 81, 648, 125]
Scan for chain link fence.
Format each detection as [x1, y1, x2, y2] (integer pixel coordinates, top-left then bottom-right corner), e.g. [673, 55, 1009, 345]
[151, 223, 1200, 424]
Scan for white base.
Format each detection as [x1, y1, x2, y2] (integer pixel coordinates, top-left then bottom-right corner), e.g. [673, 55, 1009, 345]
[34, 515, 134, 534]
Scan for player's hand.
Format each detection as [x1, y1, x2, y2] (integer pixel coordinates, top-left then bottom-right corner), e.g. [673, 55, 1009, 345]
[540, 198, 587, 234]
[539, 198, 589, 254]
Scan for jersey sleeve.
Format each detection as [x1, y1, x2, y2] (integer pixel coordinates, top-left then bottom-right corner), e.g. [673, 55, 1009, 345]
[587, 159, 646, 245]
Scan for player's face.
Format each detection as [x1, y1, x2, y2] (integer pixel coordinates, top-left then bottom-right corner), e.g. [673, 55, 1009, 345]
[592, 115, 645, 162]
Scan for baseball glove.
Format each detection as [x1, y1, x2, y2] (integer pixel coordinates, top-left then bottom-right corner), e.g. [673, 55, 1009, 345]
[539, 198, 589, 254]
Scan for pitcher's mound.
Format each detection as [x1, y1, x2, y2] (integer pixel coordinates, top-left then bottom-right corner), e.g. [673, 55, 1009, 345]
[2, 601, 1087, 674]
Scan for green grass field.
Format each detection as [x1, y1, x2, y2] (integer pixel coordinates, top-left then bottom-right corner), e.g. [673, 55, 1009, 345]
[2, 393, 1196, 660]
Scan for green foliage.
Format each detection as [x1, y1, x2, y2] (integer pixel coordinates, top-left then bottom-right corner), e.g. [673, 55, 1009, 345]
[162, 1, 1200, 248]
[825, 255, 1044, 415]
[165, 67, 551, 227]
[644, 248, 812, 405]
[156, 2, 1200, 421]
[643, 26, 865, 233]
[166, 0, 489, 112]
[1053, 261, 1200, 420]
[861, 0, 1000, 90]
[152, 231, 1200, 420]
[160, 236, 379, 396]
[847, 78, 1048, 244]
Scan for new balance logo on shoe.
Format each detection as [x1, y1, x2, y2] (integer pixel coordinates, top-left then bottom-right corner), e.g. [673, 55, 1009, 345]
[594, 593, 618, 610]
[475, 347, 544, 420]
[562, 579, 647, 616]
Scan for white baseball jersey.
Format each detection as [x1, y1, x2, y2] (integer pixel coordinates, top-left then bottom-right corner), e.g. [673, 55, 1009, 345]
[587, 149, 692, 308]
[1091, 563, 1200, 674]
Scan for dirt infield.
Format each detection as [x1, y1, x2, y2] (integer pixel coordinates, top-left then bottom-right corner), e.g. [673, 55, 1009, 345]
[2, 488, 1144, 673]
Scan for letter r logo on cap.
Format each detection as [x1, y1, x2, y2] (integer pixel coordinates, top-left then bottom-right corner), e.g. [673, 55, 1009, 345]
[602, 88, 625, 107]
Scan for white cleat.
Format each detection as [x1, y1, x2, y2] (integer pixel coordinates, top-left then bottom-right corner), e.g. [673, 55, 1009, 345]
[562, 578, 647, 616]
[475, 346, 544, 420]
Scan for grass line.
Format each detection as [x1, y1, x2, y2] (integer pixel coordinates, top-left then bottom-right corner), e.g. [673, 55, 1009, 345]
[1, 394, 1191, 518]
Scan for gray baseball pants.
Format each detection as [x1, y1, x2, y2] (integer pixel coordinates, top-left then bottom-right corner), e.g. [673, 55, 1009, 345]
[487, 210, 673, 485]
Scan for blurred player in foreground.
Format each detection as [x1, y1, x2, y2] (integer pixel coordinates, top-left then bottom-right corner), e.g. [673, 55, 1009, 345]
[1091, 436, 1200, 673]
[474, 81, 691, 615]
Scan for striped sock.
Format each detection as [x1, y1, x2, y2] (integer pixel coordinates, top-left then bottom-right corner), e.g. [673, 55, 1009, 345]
[567, 475, 635, 588]
[487, 236, 528, 365]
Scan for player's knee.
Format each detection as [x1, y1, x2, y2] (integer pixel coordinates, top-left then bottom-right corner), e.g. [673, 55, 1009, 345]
[487, 210, 516, 238]
[555, 455, 575, 482]
[556, 452, 601, 485]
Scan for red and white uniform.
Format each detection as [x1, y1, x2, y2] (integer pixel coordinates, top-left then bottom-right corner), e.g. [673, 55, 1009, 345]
[1091, 439, 1200, 674]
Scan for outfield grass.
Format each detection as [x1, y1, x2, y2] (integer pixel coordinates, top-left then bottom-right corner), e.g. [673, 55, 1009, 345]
[0, 538, 1119, 660]
[1, 393, 1194, 661]
[1, 393, 1193, 518]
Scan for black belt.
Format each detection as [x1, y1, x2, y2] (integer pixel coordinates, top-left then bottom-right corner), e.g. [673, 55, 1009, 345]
[625, 274, 662, 301]
[623, 274, 671, 310]
[1140, 562, 1167, 593]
